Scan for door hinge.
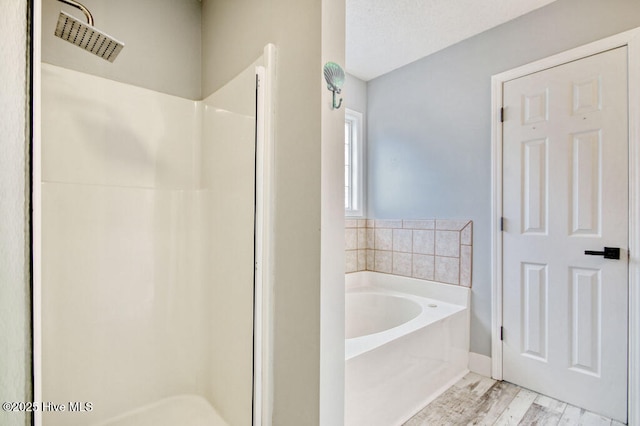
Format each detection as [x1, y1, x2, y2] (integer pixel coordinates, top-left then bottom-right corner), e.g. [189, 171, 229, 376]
[500, 326, 504, 341]
[500, 217, 504, 231]
[500, 107, 504, 123]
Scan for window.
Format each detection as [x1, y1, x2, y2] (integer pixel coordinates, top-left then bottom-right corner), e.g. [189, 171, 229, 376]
[345, 109, 364, 216]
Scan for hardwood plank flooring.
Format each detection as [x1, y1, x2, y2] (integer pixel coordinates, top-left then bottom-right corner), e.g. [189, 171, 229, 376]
[403, 373, 625, 426]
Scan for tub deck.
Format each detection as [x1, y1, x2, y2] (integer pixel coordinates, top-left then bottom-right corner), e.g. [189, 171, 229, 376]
[346, 286, 465, 360]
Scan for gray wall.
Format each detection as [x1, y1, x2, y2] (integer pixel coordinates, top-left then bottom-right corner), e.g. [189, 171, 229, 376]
[203, 0, 345, 424]
[201, 0, 269, 97]
[42, 0, 202, 99]
[345, 73, 367, 114]
[0, 1, 31, 425]
[366, 0, 640, 357]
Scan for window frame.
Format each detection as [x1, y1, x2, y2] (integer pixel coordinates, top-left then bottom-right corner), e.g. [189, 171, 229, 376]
[345, 108, 365, 217]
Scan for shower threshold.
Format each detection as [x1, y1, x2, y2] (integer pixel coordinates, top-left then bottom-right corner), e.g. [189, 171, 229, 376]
[93, 395, 228, 426]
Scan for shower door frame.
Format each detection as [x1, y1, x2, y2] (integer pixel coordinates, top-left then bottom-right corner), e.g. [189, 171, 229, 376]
[32, 3, 43, 425]
[254, 44, 277, 426]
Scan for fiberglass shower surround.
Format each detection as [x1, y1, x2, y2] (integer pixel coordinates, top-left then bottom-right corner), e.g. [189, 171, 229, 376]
[40, 59, 260, 426]
[40, 8, 265, 420]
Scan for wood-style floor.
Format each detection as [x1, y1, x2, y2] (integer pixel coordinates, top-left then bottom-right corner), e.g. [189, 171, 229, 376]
[403, 373, 626, 426]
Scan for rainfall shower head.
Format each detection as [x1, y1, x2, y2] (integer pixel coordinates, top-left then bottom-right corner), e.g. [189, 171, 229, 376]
[54, 0, 124, 63]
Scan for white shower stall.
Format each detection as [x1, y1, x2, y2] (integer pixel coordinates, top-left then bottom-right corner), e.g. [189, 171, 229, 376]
[37, 41, 272, 426]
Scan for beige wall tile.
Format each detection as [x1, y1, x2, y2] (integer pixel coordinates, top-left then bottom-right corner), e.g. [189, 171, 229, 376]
[357, 228, 367, 249]
[366, 249, 374, 270]
[412, 254, 435, 280]
[366, 228, 375, 249]
[393, 252, 412, 277]
[460, 245, 472, 287]
[403, 219, 435, 230]
[435, 230, 460, 257]
[461, 222, 473, 245]
[345, 219, 357, 228]
[413, 230, 435, 255]
[343, 217, 473, 287]
[436, 219, 471, 231]
[375, 219, 402, 228]
[435, 256, 460, 285]
[345, 228, 358, 250]
[357, 250, 367, 271]
[346, 250, 358, 273]
[375, 228, 393, 250]
[393, 229, 412, 253]
[374, 250, 392, 273]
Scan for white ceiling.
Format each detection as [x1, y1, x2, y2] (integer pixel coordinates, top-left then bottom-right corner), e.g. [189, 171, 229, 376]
[346, 0, 558, 81]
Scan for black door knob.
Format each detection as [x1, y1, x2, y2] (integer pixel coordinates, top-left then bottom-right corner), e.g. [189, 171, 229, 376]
[584, 247, 620, 260]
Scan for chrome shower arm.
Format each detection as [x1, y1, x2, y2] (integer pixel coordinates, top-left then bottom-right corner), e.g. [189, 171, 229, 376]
[57, 0, 94, 26]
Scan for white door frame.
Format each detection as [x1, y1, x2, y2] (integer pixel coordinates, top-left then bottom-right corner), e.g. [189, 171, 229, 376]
[491, 27, 640, 424]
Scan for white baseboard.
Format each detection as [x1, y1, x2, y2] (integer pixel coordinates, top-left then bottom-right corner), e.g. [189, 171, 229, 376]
[468, 352, 492, 377]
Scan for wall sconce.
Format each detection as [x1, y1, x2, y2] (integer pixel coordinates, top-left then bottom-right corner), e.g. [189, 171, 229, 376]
[323, 62, 345, 109]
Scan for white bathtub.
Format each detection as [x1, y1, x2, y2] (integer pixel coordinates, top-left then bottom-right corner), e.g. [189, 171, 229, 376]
[345, 271, 470, 426]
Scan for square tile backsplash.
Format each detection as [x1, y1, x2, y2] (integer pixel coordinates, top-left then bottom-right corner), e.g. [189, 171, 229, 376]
[345, 218, 473, 287]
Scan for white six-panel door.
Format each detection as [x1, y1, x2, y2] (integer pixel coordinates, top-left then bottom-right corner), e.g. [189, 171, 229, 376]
[502, 47, 629, 422]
